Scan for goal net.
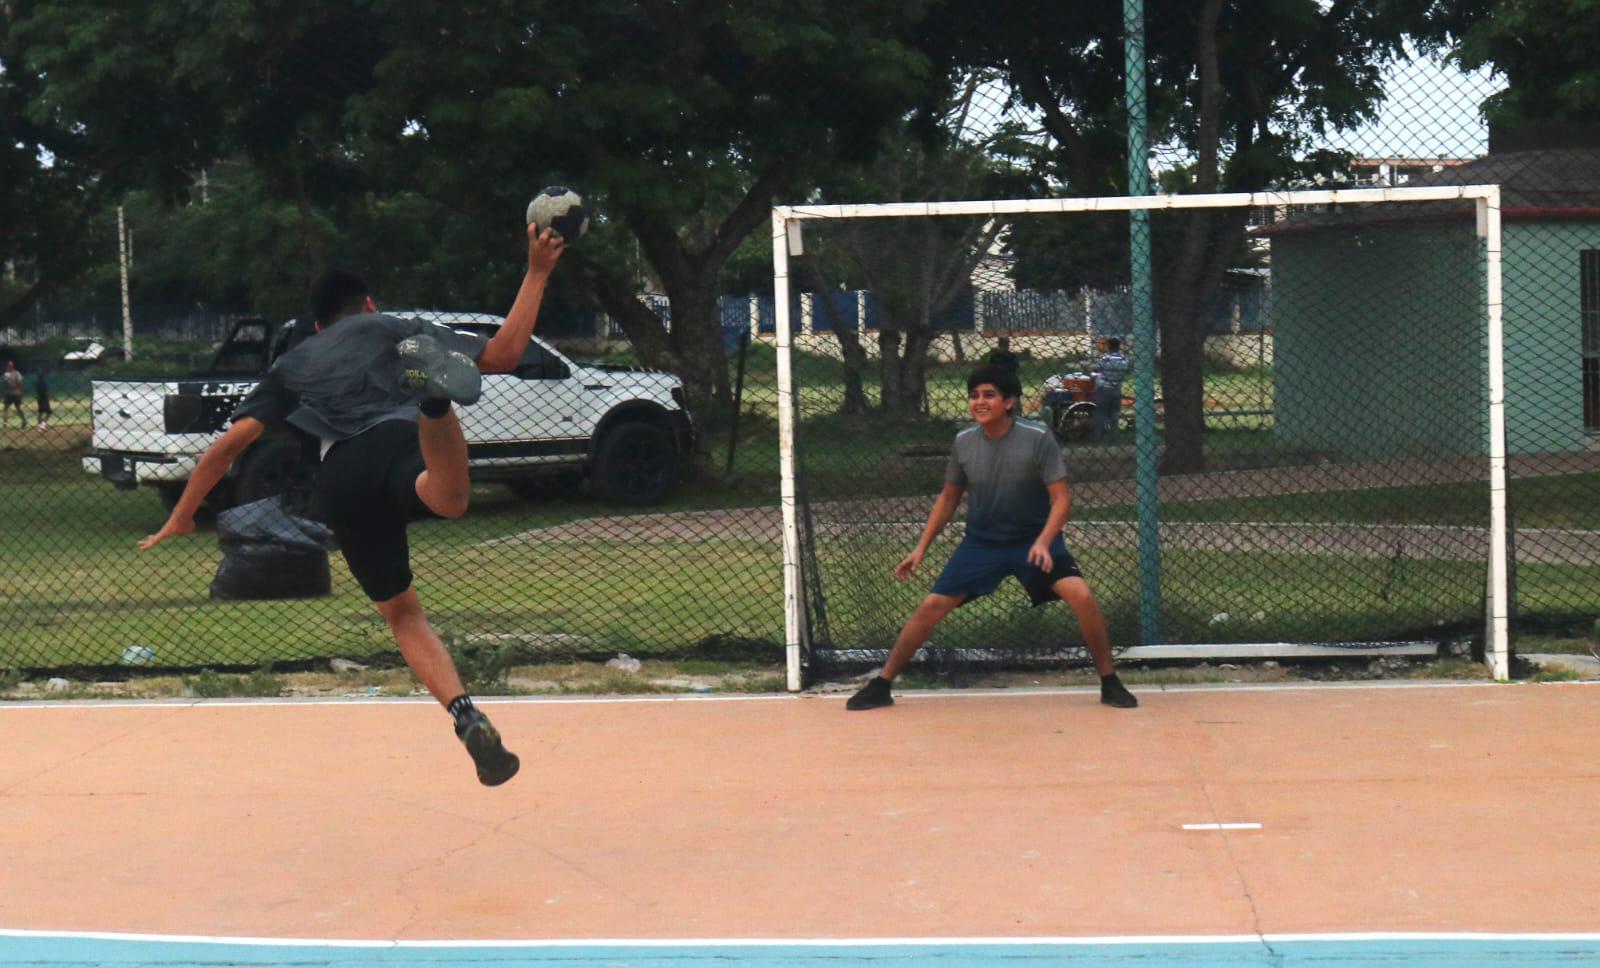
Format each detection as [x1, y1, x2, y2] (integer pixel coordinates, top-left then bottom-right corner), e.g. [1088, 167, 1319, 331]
[771, 187, 1509, 686]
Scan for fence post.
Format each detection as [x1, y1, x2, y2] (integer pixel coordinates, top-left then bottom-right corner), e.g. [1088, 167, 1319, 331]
[1124, 0, 1162, 645]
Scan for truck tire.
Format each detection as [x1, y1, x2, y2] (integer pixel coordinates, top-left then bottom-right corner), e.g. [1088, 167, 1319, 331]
[235, 439, 305, 506]
[592, 422, 678, 505]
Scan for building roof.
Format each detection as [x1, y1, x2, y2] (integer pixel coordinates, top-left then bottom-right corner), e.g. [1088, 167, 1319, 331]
[1257, 148, 1600, 237]
[1402, 148, 1600, 211]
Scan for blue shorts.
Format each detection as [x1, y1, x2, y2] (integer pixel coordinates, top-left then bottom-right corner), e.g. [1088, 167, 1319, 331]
[930, 536, 1083, 606]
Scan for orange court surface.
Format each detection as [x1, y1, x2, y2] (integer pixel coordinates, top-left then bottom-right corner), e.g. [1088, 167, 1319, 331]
[2, 680, 1598, 965]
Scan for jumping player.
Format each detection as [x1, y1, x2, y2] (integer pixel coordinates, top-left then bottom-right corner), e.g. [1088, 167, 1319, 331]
[846, 364, 1138, 711]
[140, 225, 566, 785]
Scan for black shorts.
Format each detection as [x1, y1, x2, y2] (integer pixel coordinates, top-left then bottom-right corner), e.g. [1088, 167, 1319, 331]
[315, 419, 427, 602]
[2, 394, 20, 407]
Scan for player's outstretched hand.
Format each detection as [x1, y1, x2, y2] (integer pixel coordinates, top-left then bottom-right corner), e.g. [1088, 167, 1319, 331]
[894, 548, 925, 582]
[527, 224, 566, 276]
[139, 514, 194, 551]
[1027, 540, 1053, 573]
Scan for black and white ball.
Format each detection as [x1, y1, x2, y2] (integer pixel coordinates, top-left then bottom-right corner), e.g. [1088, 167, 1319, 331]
[525, 185, 589, 242]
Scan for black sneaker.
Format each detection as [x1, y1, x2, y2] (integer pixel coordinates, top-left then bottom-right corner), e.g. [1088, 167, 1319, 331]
[1100, 674, 1138, 708]
[846, 676, 895, 711]
[455, 710, 520, 786]
[398, 334, 482, 406]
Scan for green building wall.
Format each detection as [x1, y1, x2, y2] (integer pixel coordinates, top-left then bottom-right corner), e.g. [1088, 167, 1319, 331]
[1500, 221, 1599, 454]
[1273, 222, 1486, 459]
[1271, 218, 1600, 457]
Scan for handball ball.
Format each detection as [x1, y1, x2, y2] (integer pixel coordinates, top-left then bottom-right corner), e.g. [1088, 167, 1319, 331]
[526, 185, 589, 242]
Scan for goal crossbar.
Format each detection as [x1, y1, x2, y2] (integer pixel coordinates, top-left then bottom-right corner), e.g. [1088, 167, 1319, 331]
[777, 185, 1502, 221]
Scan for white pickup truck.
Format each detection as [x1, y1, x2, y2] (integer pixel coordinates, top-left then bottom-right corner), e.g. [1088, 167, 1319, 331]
[83, 312, 695, 509]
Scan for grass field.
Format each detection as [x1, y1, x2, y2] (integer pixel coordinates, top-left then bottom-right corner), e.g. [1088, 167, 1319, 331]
[1, 357, 1593, 675]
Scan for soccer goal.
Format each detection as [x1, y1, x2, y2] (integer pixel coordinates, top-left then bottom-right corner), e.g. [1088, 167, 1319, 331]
[770, 186, 1509, 690]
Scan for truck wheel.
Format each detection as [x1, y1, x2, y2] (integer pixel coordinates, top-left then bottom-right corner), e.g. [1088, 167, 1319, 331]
[235, 439, 304, 506]
[592, 422, 678, 505]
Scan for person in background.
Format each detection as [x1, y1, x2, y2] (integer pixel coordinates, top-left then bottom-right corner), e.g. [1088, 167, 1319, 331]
[2, 361, 25, 428]
[34, 368, 51, 430]
[985, 336, 1020, 376]
[1089, 337, 1130, 440]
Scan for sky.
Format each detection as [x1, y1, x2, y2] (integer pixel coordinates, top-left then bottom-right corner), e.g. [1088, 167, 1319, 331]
[1319, 49, 1507, 160]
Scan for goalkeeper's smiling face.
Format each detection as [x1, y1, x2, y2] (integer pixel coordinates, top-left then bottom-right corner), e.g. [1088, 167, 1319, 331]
[967, 383, 1014, 429]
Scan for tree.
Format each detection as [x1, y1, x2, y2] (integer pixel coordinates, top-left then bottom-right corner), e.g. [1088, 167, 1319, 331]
[936, 0, 1448, 471]
[9, 0, 389, 288]
[1431, 0, 1600, 125]
[345, 0, 940, 419]
[796, 79, 1036, 415]
[10, 0, 942, 421]
[0, 8, 119, 325]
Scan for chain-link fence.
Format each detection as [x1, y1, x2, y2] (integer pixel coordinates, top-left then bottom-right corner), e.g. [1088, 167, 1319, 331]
[2, 306, 791, 673]
[785, 197, 1499, 678]
[1, 3, 1593, 683]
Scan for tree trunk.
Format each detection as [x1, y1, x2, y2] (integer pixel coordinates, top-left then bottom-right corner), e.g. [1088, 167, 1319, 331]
[662, 280, 731, 421]
[878, 330, 909, 412]
[878, 325, 933, 413]
[829, 314, 873, 416]
[564, 251, 676, 368]
[1158, 0, 1227, 475]
[795, 266, 871, 415]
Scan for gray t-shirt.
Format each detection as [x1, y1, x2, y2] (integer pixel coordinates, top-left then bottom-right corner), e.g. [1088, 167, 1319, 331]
[232, 313, 489, 443]
[944, 418, 1068, 543]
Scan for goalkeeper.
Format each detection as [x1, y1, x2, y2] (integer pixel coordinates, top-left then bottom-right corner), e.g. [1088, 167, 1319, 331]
[846, 365, 1138, 711]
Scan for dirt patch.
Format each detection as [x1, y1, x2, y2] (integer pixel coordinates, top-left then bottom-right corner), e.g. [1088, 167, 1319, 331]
[0, 421, 89, 452]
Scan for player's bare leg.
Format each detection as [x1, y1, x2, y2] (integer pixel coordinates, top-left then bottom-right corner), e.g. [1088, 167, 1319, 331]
[1053, 577, 1137, 708]
[847, 593, 964, 710]
[415, 407, 471, 519]
[374, 586, 467, 703]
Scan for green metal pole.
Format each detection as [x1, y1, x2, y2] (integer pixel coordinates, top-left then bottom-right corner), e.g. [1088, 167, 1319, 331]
[1123, 0, 1162, 644]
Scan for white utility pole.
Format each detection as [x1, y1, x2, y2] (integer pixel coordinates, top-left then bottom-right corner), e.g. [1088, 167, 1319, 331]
[118, 206, 133, 360]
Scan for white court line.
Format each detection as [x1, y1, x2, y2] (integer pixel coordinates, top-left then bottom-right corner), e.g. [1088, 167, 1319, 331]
[1183, 822, 1262, 831]
[1, 677, 1595, 711]
[4, 928, 1600, 948]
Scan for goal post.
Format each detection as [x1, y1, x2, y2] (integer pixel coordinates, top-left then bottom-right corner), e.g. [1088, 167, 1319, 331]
[773, 185, 1509, 687]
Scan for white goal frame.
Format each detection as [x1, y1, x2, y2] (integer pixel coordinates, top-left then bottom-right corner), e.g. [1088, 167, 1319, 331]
[771, 185, 1509, 689]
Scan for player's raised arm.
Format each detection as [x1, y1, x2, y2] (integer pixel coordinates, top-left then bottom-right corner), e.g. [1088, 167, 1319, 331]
[478, 225, 566, 373]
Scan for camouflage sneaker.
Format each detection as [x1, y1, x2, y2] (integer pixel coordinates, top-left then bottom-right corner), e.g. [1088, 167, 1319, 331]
[398, 334, 482, 406]
[455, 709, 520, 786]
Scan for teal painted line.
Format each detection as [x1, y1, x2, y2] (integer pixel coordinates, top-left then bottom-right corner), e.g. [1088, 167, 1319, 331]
[6, 938, 1600, 966]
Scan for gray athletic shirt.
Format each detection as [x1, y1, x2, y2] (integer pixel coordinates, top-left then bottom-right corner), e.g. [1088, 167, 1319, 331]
[232, 313, 489, 443]
[944, 418, 1069, 543]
